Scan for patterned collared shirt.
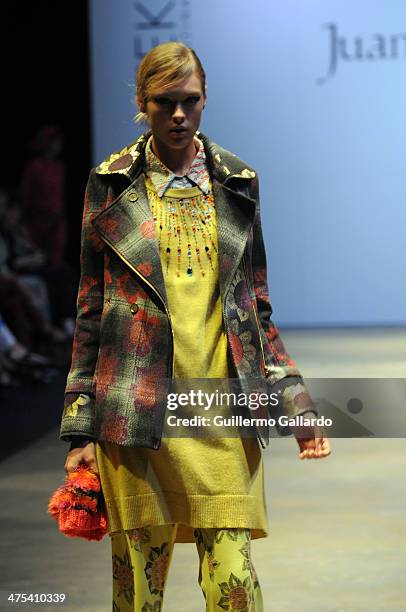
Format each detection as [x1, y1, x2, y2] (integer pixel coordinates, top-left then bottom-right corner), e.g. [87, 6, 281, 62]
[143, 134, 211, 196]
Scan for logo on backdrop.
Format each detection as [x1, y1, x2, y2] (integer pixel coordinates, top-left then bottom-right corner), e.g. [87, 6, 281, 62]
[133, 1, 191, 60]
[317, 23, 406, 84]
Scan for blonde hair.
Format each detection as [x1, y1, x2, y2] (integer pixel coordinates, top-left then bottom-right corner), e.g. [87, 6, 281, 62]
[134, 41, 206, 125]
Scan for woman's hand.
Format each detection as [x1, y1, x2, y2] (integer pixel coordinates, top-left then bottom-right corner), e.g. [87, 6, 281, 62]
[289, 416, 332, 460]
[64, 441, 99, 474]
[296, 434, 331, 460]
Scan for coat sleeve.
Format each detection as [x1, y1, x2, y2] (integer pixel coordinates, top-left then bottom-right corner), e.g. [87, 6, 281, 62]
[59, 169, 107, 442]
[249, 174, 318, 428]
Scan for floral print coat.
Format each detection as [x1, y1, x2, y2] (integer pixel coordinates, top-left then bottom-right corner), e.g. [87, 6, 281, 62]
[60, 129, 317, 450]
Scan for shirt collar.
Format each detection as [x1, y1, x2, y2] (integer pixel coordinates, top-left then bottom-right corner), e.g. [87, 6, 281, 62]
[143, 134, 211, 197]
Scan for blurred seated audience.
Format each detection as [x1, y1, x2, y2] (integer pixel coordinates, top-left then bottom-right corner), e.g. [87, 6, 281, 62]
[0, 188, 78, 337]
[0, 313, 52, 388]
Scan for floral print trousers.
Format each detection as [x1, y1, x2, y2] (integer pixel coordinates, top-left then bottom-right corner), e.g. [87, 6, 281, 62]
[111, 524, 264, 611]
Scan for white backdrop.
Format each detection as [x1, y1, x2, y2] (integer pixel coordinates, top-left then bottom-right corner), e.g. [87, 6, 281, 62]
[89, 0, 406, 327]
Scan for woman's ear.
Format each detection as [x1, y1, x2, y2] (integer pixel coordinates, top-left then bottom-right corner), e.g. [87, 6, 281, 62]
[136, 95, 146, 113]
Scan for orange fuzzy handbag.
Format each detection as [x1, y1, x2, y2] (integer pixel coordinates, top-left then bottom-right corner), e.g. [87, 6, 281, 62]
[48, 462, 107, 541]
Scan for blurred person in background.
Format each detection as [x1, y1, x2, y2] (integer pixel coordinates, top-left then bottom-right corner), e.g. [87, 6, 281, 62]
[20, 125, 66, 267]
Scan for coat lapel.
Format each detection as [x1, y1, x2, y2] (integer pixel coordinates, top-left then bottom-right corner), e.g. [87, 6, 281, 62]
[92, 171, 170, 309]
[213, 179, 256, 304]
[91, 130, 257, 309]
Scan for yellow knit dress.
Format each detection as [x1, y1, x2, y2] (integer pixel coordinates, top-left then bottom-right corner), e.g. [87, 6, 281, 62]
[95, 172, 268, 543]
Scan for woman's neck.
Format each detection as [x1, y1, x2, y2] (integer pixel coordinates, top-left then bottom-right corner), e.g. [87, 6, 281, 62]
[151, 136, 199, 176]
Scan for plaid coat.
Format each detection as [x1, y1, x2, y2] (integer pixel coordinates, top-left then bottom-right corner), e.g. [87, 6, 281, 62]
[60, 129, 316, 450]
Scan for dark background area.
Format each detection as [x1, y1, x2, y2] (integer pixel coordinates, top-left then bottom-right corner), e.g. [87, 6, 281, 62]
[0, 1, 91, 268]
[0, 3, 91, 455]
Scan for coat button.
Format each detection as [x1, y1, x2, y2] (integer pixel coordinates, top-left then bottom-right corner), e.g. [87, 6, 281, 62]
[130, 303, 139, 314]
[128, 191, 138, 202]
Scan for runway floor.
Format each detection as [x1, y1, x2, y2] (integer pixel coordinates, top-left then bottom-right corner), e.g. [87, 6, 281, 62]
[1, 327, 405, 611]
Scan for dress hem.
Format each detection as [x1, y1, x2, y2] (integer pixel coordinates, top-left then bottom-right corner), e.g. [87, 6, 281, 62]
[102, 492, 269, 543]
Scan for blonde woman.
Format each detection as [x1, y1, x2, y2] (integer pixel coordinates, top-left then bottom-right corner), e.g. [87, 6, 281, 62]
[61, 42, 331, 611]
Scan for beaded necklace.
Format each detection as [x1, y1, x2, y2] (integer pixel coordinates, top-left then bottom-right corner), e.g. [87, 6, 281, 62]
[145, 175, 218, 278]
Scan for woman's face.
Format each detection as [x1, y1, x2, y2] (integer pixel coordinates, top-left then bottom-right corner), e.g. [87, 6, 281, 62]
[138, 70, 206, 151]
